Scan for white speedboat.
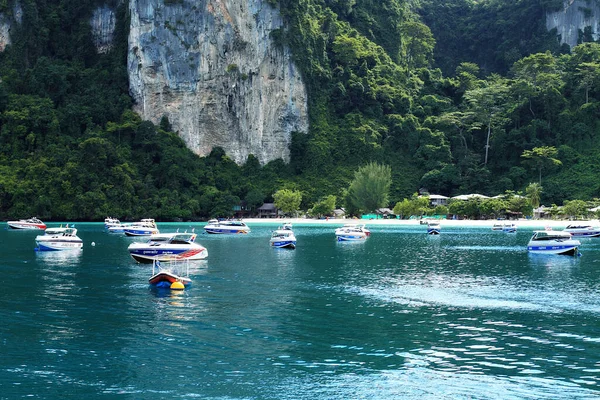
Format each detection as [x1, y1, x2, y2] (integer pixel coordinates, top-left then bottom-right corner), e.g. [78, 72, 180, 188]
[204, 220, 250, 234]
[502, 223, 517, 233]
[270, 229, 297, 249]
[527, 230, 581, 256]
[427, 222, 441, 235]
[149, 259, 192, 289]
[282, 222, 293, 230]
[104, 217, 121, 229]
[8, 217, 46, 230]
[491, 223, 504, 231]
[123, 219, 159, 236]
[335, 224, 370, 241]
[128, 232, 207, 263]
[35, 226, 83, 251]
[564, 224, 600, 238]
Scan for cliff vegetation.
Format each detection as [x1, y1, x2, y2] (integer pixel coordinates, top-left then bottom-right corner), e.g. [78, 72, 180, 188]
[1, 0, 600, 220]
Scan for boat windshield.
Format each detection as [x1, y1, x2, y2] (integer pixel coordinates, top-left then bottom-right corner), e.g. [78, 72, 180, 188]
[272, 231, 292, 238]
[566, 225, 591, 229]
[531, 231, 571, 241]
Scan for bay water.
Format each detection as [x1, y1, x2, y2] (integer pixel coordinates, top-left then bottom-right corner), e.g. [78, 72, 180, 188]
[1, 222, 599, 399]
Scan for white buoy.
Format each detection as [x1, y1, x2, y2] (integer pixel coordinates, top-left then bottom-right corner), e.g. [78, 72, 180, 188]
[91, 242, 96, 246]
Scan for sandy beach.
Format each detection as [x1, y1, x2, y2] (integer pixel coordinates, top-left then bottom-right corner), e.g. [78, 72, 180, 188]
[240, 217, 597, 229]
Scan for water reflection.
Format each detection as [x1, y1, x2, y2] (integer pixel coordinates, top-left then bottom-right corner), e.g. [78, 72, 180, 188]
[270, 368, 600, 399]
[36, 249, 83, 267]
[527, 253, 581, 269]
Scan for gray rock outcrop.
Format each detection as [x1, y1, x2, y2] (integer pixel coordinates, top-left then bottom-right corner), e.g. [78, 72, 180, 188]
[90, 5, 116, 54]
[0, 2, 23, 52]
[547, 0, 600, 48]
[128, 0, 308, 164]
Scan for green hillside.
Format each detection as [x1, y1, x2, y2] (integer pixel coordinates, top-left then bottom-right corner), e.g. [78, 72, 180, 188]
[0, 0, 599, 220]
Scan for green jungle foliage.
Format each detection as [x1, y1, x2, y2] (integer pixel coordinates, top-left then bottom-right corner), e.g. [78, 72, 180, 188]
[417, 0, 565, 76]
[1, 0, 600, 221]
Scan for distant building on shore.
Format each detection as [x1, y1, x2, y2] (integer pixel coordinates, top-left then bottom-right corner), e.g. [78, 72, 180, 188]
[257, 203, 278, 218]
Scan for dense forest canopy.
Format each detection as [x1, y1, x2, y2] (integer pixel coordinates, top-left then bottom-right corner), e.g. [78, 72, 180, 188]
[1, 0, 600, 220]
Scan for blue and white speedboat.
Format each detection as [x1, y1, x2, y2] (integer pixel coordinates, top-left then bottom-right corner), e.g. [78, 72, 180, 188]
[564, 224, 600, 238]
[204, 220, 250, 234]
[527, 230, 581, 256]
[35, 226, 83, 251]
[502, 223, 517, 233]
[128, 232, 208, 263]
[123, 219, 159, 237]
[335, 224, 370, 241]
[427, 222, 441, 235]
[270, 229, 297, 249]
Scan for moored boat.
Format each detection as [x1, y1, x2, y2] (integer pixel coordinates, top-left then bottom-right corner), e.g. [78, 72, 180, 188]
[128, 232, 208, 263]
[491, 223, 504, 231]
[564, 224, 600, 238]
[427, 222, 441, 235]
[8, 217, 46, 230]
[104, 217, 121, 229]
[204, 220, 250, 234]
[527, 230, 581, 256]
[335, 224, 370, 241]
[502, 223, 517, 233]
[123, 219, 159, 236]
[148, 259, 192, 289]
[270, 229, 297, 249]
[35, 226, 83, 251]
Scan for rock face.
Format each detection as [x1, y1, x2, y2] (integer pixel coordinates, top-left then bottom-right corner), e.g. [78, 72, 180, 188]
[546, 0, 600, 48]
[90, 5, 116, 54]
[128, 0, 308, 164]
[0, 2, 22, 52]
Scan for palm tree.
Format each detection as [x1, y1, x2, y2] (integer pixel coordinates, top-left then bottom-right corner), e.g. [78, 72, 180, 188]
[525, 182, 543, 209]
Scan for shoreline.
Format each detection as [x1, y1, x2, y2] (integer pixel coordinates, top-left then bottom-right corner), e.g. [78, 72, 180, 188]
[240, 217, 597, 229]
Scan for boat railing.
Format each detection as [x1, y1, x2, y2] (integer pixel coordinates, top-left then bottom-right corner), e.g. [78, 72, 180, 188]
[152, 259, 190, 277]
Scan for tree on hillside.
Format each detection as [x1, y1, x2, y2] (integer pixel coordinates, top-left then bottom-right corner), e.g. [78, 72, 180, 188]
[464, 76, 510, 165]
[521, 146, 562, 184]
[399, 21, 435, 69]
[347, 162, 392, 213]
[576, 62, 600, 104]
[511, 51, 561, 120]
[273, 189, 302, 217]
[525, 182, 543, 209]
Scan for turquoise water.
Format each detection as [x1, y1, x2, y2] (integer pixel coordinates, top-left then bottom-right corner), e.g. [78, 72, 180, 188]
[1, 222, 599, 399]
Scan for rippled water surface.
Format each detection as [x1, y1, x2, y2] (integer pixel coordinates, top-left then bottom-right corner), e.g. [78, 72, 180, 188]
[1, 222, 599, 399]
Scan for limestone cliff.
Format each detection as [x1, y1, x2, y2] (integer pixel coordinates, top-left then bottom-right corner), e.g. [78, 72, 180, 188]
[128, 0, 308, 165]
[547, 0, 600, 48]
[0, 2, 22, 52]
[90, 5, 117, 54]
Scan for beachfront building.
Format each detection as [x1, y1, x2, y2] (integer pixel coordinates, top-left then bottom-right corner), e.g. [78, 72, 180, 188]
[257, 203, 278, 218]
[428, 194, 449, 206]
[451, 194, 490, 201]
[333, 209, 346, 218]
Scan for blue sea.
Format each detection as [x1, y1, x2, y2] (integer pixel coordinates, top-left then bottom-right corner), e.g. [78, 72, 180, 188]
[1, 222, 599, 399]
